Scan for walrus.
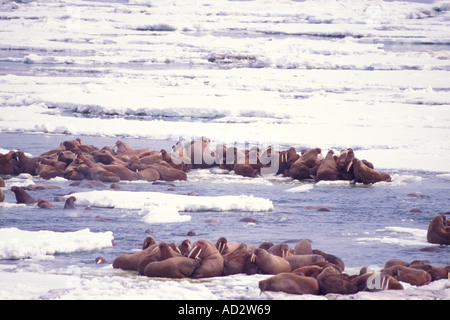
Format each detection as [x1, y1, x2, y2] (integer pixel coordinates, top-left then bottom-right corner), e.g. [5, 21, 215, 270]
[259, 273, 320, 295]
[15, 151, 39, 175]
[382, 265, 431, 286]
[187, 137, 216, 169]
[0, 150, 19, 175]
[384, 259, 410, 269]
[142, 235, 157, 250]
[62, 139, 97, 154]
[36, 198, 55, 209]
[0, 189, 4, 202]
[316, 150, 339, 181]
[95, 162, 140, 181]
[351, 271, 403, 291]
[288, 148, 322, 180]
[87, 164, 120, 183]
[336, 148, 355, 180]
[284, 254, 326, 271]
[312, 249, 345, 271]
[136, 167, 160, 181]
[274, 147, 299, 175]
[250, 248, 291, 275]
[143, 256, 201, 278]
[178, 239, 192, 256]
[409, 260, 450, 281]
[11, 186, 36, 204]
[36, 163, 64, 180]
[148, 162, 187, 181]
[38, 158, 67, 172]
[0, 176, 5, 188]
[293, 239, 313, 255]
[64, 159, 88, 180]
[291, 265, 324, 278]
[161, 149, 189, 172]
[267, 243, 292, 258]
[352, 158, 391, 184]
[233, 163, 259, 178]
[215, 237, 241, 255]
[258, 241, 274, 250]
[188, 239, 224, 278]
[113, 241, 160, 272]
[64, 196, 77, 209]
[222, 243, 258, 276]
[317, 266, 358, 295]
[426, 214, 450, 245]
[138, 242, 181, 274]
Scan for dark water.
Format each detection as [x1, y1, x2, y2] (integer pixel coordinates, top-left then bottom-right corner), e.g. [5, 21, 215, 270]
[1, 132, 449, 272]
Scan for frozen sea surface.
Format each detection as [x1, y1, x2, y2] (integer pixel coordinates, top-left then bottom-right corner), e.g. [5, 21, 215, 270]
[0, 0, 449, 300]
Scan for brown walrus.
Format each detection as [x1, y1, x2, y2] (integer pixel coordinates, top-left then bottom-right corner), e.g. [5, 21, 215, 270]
[352, 158, 391, 184]
[316, 150, 339, 181]
[64, 196, 77, 209]
[336, 148, 355, 180]
[113, 236, 159, 271]
[0, 176, 5, 188]
[95, 162, 140, 181]
[291, 265, 324, 278]
[250, 248, 291, 275]
[312, 249, 345, 271]
[0, 189, 4, 202]
[284, 254, 326, 271]
[267, 243, 292, 258]
[11, 186, 36, 204]
[222, 243, 258, 276]
[178, 239, 192, 256]
[0, 151, 19, 175]
[188, 239, 224, 278]
[148, 162, 187, 181]
[259, 272, 320, 295]
[143, 256, 201, 278]
[288, 148, 322, 180]
[215, 237, 240, 255]
[426, 214, 450, 245]
[293, 239, 313, 255]
[382, 265, 431, 286]
[317, 266, 358, 295]
[351, 271, 403, 291]
[409, 260, 450, 282]
[36, 162, 64, 180]
[36, 198, 55, 209]
[87, 164, 121, 183]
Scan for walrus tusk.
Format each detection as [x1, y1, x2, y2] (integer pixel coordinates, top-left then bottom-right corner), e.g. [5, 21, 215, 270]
[383, 277, 390, 291]
[250, 253, 256, 263]
[187, 245, 197, 259]
[175, 247, 181, 255]
[346, 160, 353, 172]
[187, 246, 202, 260]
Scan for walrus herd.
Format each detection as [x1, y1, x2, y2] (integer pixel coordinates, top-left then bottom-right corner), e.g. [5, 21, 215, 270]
[0, 137, 391, 184]
[111, 235, 450, 296]
[1, 137, 449, 296]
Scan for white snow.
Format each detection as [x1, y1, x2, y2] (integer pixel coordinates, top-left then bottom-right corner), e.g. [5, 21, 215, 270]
[67, 190, 273, 223]
[0, 228, 113, 260]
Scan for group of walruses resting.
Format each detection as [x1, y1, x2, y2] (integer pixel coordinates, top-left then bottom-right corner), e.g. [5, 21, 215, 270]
[0, 136, 391, 185]
[111, 235, 450, 296]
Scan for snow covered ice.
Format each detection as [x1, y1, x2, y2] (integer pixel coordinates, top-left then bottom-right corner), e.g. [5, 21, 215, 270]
[0, 0, 449, 300]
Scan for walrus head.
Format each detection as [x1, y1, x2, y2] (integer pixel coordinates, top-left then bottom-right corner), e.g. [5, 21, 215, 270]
[187, 240, 208, 260]
[216, 237, 228, 254]
[142, 235, 157, 250]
